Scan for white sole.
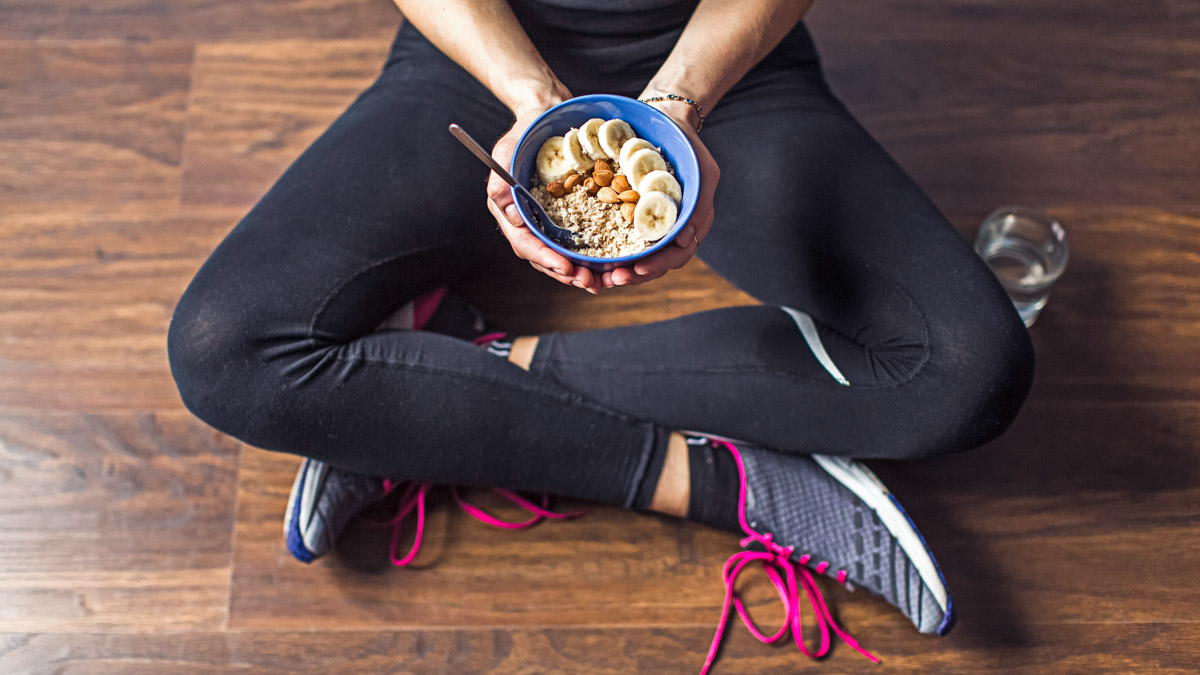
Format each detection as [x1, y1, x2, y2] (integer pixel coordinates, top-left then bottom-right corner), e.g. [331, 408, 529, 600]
[284, 459, 308, 538]
[812, 454, 949, 614]
[284, 458, 327, 546]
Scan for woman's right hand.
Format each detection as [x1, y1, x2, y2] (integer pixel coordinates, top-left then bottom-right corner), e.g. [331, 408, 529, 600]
[487, 107, 603, 294]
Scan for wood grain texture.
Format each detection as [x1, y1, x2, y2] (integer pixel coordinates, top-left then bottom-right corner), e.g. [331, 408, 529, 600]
[0, 41, 192, 218]
[807, 0, 1200, 211]
[0, 0, 399, 41]
[180, 40, 391, 210]
[1000, 207, 1200, 402]
[0, 214, 233, 412]
[2, 622, 1199, 674]
[0, 413, 240, 631]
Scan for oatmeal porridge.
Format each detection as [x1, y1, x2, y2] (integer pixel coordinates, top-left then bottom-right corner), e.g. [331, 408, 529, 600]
[531, 117, 684, 258]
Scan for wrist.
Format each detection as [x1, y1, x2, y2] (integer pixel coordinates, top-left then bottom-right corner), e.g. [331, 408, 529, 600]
[646, 98, 701, 132]
[640, 76, 708, 132]
[499, 74, 571, 120]
[642, 71, 708, 107]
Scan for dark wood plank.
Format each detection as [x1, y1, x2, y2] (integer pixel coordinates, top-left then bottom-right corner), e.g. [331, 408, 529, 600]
[872, 399, 1200, 629]
[990, 207, 1200, 402]
[0, 0, 399, 40]
[1168, 0, 1200, 92]
[809, 0, 1182, 105]
[226, 400, 1200, 637]
[0, 214, 233, 412]
[180, 40, 391, 209]
[3, 622, 1198, 673]
[807, 0, 1177, 44]
[0, 41, 192, 217]
[805, 0, 1200, 211]
[0, 413, 240, 631]
[848, 99, 1198, 213]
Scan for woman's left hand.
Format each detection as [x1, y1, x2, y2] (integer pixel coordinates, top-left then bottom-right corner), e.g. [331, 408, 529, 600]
[600, 98, 719, 288]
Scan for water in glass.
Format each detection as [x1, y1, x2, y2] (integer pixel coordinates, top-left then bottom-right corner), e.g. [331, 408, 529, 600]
[975, 208, 1068, 327]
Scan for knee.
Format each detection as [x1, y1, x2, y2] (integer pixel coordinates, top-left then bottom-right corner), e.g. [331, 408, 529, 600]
[934, 316, 1035, 457]
[167, 284, 269, 439]
[892, 313, 1035, 460]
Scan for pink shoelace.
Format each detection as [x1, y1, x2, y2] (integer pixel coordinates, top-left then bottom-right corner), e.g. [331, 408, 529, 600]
[700, 440, 878, 673]
[380, 480, 589, 567]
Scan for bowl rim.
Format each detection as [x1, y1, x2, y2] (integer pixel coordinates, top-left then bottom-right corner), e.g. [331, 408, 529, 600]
[509, 94, 700, 264]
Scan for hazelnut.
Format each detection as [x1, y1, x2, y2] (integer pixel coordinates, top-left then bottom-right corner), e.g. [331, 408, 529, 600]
[618, 189, 640, 203]
[593, 169, 614, 187]
[546, 181, 566, 198]
[611, 175, 631, 193]
[597, 187, 621, 203]
[563, 174, 582, 191]
[620, 202, 636, 223]
[594, 159, 612, 174]
[584, 177, 600, 194]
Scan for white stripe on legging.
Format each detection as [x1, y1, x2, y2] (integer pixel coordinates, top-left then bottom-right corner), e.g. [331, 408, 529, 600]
[780, 306, 850, 386]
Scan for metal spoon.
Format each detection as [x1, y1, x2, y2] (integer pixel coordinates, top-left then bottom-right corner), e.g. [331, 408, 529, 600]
[448, 123, 578, 248]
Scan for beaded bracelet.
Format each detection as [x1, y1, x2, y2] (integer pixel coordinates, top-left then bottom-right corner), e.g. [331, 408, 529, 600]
[639, 94, 705, 132]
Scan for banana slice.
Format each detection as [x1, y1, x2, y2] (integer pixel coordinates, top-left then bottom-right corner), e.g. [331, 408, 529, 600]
[619, 138, 656, 169]
[633, 192, 678, 241]
[578, 118, 607, 160]
[624, 147, 667, 188]
[562, 128, 595, 172]
[636, 170, 682, 204]
[536, 136, 575, 186]
[598, 119, 635, 160]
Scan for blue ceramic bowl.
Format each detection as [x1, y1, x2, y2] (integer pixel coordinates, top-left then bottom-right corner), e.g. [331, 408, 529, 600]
[510, 94, 700, 271]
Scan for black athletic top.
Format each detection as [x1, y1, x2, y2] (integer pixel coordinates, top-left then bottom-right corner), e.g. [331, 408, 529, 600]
[508, 0, 701, 45]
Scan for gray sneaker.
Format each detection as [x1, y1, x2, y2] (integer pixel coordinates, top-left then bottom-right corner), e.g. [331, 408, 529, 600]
[284, 458, 388, 563]
[739, 445, 955, 635]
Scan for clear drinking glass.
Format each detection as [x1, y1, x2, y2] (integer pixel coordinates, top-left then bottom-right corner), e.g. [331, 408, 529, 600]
[974, 206, 1069, 327]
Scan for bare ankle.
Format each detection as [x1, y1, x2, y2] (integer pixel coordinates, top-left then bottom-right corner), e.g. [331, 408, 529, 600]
[507, 336, 539, 371]
[648, 432, 690, 518]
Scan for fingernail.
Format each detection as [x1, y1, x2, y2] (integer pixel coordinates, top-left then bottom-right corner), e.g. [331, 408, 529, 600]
[553, 267, 566, 275]
[505, 205, 518, 219]
[572, 280, 585, 289]
[677, 226, 695, 246]
[586, 287, 598, 295]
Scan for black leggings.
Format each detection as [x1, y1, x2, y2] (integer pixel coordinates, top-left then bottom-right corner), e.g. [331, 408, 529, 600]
[168, 17, 1034, 510]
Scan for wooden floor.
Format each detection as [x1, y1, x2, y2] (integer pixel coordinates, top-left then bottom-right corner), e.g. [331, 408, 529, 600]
[2, 0, 1198, 672]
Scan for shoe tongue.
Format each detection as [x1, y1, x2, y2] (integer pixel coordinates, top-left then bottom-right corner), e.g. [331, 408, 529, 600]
[411, 287, 449, 330]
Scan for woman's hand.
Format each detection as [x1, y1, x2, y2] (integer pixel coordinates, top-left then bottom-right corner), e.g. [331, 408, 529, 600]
[599, 98, 720, 288]
[487, 105, 604, 294]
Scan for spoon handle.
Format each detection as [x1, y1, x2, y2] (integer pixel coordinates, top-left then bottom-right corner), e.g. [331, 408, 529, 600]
[448, 124, 519, 188]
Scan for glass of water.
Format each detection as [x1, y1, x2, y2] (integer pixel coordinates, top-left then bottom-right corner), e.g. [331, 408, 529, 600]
[974, 207, 1069, 327]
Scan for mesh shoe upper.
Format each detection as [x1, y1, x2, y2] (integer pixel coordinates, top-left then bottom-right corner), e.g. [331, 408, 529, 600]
[739, 447, 951, 635]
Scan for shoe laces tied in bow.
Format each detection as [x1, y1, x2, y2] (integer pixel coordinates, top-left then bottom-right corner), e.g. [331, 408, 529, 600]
[700, 441, 879, 674]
